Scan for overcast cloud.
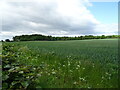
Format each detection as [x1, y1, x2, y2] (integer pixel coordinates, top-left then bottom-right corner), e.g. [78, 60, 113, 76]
[0, 0, 118, 40]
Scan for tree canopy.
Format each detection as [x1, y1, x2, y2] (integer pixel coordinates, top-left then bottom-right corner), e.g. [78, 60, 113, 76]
[13, 34, 119, 41]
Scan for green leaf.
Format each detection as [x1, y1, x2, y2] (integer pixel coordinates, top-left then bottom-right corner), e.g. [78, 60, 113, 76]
[2, 83, 8, 89]
[2, 75, 9, 81]
[21, 81, 29, 88]
[4, 64, 11, 68]
[11, 81, 18, 86]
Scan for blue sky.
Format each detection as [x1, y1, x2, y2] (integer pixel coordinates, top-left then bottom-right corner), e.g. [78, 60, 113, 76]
[89, 2, 118, 24]
[0, 0, 118, 40]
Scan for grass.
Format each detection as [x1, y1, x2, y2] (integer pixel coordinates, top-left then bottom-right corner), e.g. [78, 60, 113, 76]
[0, 42, 1, 89]
[3, 39, 118, 88]
[0, 42, 2, 54]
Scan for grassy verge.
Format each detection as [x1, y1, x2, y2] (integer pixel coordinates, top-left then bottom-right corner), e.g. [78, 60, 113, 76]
[2, 40, 118, 89]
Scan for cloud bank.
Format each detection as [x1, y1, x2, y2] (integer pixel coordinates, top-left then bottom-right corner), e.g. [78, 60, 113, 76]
[0, 0, 117, 40]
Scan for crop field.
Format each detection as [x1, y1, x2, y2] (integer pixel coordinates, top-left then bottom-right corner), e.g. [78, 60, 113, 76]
[2, 39, 118, 89]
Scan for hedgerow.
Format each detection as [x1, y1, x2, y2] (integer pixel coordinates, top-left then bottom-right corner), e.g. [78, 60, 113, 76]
[2, 43, 41, 89]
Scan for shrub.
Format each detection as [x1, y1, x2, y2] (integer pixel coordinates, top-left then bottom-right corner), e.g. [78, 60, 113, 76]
[2, 43, 40, 89]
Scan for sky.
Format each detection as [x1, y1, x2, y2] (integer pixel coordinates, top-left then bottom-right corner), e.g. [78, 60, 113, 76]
[89, 2, 118, 24]
[0, 0, 118, 40]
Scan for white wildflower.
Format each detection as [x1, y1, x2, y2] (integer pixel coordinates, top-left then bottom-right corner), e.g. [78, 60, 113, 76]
[105, 72, 109, 75]
[48, 73, 50, 76]
[83, 68, 85, 70]
[73, 82, 77, 85]
[77, 65, 80, 67]
[37, 74, 41, 76]
[19, 71, 24, 74]
[33, 68, 36, 70]
[68, 63, 70, 66]
[102, 76, 104, 79]
[79, 77, 85, 81]
[52, 72, 56, 74]
[63, 65, 65, 67]
[70, 70, 73, 72]
[88, 86, 91, 89]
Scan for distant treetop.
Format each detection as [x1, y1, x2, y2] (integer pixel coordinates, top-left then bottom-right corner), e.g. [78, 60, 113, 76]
[12, 34, 119, 41]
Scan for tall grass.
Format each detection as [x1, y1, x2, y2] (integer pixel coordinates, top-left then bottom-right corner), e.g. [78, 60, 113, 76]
[4, 39, 118, 88]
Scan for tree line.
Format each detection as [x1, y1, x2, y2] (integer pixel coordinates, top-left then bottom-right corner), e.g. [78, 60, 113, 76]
[2, 34, 119, 42]
[7, 34, 119, 42]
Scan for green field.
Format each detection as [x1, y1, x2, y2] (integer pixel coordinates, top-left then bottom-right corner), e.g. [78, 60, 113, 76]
[2, 39, 118, 89]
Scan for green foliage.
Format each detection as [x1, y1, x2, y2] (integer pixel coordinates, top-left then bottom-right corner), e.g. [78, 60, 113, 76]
[5, 39, 10, 42]
[2, 44, 41, 89]
[2, 39, 118, 88]
[13, 34, 120, 41]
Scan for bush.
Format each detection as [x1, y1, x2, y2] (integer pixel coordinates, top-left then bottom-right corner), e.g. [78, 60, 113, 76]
[5, 39, 10, 42]
[2, 43, 41, 89]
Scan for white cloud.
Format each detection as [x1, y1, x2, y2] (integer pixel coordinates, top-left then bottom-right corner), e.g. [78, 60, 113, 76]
[0, 0, 118, 40]
[89, 0, 119, 2]
[94, 23, 118, 35]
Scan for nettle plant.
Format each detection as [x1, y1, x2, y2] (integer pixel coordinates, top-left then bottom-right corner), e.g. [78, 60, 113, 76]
[2, 44, 41, 89]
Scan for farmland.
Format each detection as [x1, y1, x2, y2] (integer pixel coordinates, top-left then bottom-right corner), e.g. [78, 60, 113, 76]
[2, 39, 118, 89]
